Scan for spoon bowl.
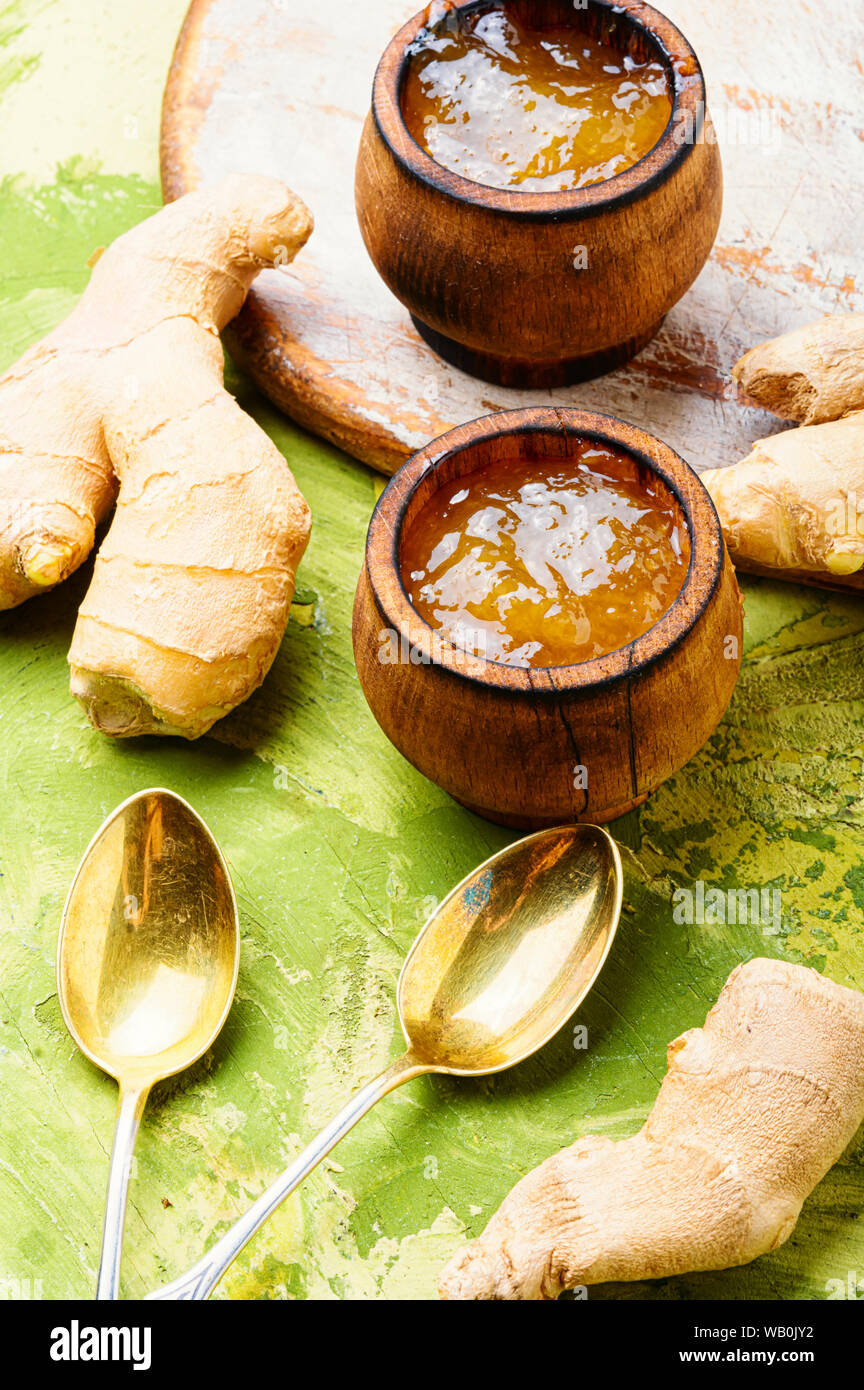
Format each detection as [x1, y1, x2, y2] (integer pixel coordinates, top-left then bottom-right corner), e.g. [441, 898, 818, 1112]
[150, 822, 622, 1300]
[58, 788, 240, 1298]
[398, 824, 622, 1073]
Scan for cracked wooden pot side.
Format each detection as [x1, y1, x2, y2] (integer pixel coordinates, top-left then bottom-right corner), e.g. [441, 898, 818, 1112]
[353, 408, 743, 827]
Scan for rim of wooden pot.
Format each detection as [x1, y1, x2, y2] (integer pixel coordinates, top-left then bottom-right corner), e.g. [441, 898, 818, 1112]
[371, 0, 708, 221]
[364, 407, 726, 695]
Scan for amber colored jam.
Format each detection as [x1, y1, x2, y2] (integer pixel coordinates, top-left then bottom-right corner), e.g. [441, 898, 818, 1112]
[400, 444, 691, 668]
[401, 5, 672, 192]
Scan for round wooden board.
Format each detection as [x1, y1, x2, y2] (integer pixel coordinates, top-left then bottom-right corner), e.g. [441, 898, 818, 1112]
[161, 0, 863, 476]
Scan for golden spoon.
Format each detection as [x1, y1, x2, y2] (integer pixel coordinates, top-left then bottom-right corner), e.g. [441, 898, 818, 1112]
[57, 788, 240, 1300]
[149, 822, 622, 1300]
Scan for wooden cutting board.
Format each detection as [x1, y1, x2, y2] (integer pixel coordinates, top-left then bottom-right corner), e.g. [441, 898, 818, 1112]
[160, 0, 863, 475]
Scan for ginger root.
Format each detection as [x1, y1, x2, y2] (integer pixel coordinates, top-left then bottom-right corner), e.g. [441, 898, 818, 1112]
[0, 175, 313, 738]
[705, 314, 864, 590]
[733, 313, 864, 425]
[439, 959, 864, 1300]
[704, 411, 864, 586]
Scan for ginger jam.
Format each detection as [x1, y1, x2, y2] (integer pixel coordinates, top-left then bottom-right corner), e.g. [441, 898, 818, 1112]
[401, 3, 672, 192]
[400, 444, 690, 668]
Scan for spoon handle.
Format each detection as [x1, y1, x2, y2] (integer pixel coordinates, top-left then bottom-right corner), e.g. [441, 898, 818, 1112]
[97, 1085, 150, 1300]
[147, 1051, 429, 1301]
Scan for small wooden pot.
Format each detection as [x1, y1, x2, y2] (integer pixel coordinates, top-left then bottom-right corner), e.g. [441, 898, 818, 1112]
[355, 0, 722, 389]
[353, 408, 742, 828]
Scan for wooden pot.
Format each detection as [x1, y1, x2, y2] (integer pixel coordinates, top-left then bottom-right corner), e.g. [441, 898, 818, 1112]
[353, 408, 742, 828]
[355, 0, 722, 389]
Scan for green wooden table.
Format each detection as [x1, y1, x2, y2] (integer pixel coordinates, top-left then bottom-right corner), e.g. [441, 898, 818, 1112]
[1, 0, 863, 1301]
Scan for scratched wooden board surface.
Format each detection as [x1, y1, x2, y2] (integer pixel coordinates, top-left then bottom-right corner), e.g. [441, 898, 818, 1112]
[0, 0, 863, 1303]
[160, 0, 863, 475]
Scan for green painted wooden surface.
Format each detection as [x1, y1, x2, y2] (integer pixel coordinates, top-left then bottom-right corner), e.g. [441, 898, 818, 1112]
[1, 0, 863, 1302]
